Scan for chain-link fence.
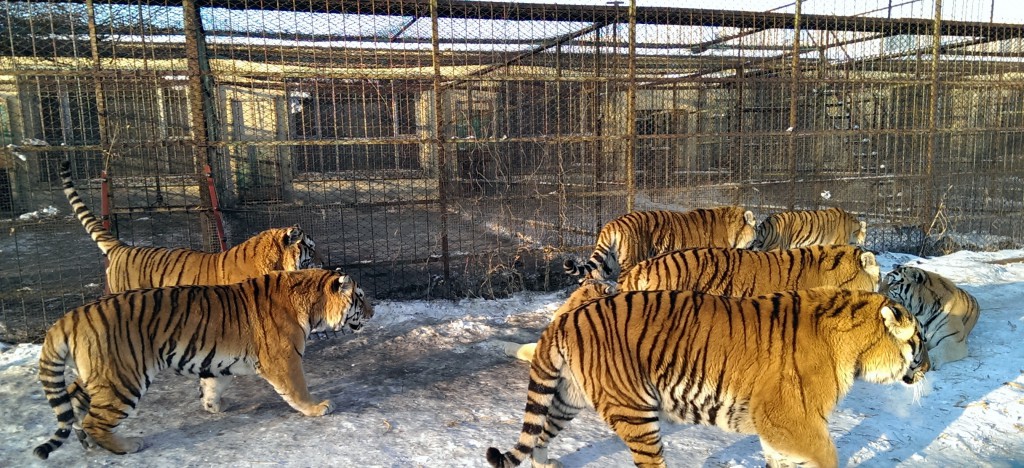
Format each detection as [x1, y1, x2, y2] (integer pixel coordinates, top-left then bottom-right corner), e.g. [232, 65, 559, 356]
[2, 0, 1023, 342]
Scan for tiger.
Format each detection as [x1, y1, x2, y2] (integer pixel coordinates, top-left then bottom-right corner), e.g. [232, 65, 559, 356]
[506, 245, 880, 363]
[32, 268, 373, 459]
[752, 206, 867, 251]
[486, 288, 930, 468]
[620, 244, 880, 295]
[879, 264, 981, 370]
[59, 160, 323, 294]
[563, 206, 756, 282]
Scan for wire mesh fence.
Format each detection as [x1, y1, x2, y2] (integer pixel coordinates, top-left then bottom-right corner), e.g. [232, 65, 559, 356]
[2, 0, 1023, 342]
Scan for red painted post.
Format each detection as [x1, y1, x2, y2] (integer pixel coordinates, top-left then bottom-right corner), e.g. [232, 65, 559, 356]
[204, 164, 227, 252]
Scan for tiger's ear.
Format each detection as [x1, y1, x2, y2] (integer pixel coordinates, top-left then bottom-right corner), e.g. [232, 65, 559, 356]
[334, 273, 353, 293]
[881, 305, 914, 341]
[743, 210, 756, 226]
[600, 280, 619, 295]
[859, 251, 878, 268]
[285, 225, 304, 246]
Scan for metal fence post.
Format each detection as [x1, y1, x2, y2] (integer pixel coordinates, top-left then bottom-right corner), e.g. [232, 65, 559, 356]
[787, 0, 802, 209]
[182, 0, 221, 251]
[430, 0, 452, 292]
[626, 0, 637, 212]
[925, 0, 943, 229]
[85, 0, 108, 161]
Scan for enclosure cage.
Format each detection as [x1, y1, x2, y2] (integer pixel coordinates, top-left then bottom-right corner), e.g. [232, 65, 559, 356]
[1, 0, 1023, 342]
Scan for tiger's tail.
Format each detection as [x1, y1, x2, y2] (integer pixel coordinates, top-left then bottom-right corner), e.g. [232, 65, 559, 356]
[563, 237, 619, 282]
[59, 160, 121, 255]
[486, 333, 565, 468]
[34, 329, 75, 460]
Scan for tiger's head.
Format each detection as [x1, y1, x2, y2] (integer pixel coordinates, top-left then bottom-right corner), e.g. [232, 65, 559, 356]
[858, 299, 931, 386]
[851, 219, 868, 245]
[280, 225, 324, 270]
[878, 264, 920, 299]
[307, 269, 374, 333]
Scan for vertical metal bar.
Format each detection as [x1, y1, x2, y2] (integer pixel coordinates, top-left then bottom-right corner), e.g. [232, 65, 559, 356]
[100, 169, 111, 294]
[430, 0, 452, 292]
[734, 66, 745, 183]
[625, 0, 637, 212]
[593, 26, 604, 233]
[85, 0, 109, 160]
[556, 42, 566, 248]
[787, 0, 802, 209]
[182, 0, 218, 251]
[925, 0, 942, 226]
[183, 0, 211, 168]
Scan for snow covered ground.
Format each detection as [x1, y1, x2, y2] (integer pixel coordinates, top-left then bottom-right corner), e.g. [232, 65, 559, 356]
[1, 250, 1023, 467]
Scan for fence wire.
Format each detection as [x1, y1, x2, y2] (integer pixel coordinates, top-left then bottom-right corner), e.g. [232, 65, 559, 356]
[2, 0, 1023, 341]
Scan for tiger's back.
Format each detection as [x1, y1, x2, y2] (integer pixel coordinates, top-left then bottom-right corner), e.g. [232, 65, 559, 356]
[487, 288, 930, 468]
[59, 161, 322, 293]
[564, 206, 756, 281]
[754, 207, 866, 251]
[33, 269, 373, 459]
[880, 265, 980, 369]
[619, 245, 880, 296]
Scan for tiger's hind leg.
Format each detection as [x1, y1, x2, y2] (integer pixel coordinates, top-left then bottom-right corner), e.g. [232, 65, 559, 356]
[66, 380, 96, 449]
[597, 404, 666, 468]
[80, 379, 146, 455]
[200, 376, 233, 413]
[530, 378, 586, 468]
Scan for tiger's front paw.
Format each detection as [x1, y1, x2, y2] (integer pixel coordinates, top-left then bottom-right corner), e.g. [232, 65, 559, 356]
[304, 399, 334, 416]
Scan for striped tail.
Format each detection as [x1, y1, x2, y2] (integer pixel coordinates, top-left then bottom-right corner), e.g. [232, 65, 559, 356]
[59, 160, 120, 255]
[486, 334, 564, 468]
[34, 335, 74, 460]
[563, 244, 618, 282]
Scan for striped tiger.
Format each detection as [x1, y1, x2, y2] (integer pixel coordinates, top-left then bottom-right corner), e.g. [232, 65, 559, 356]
[507, 245, 880, 363]
[879, 265, 981, 370]
[563, 206, 756, 282]
[33, 269, 373, 459]
[620, 244, 880, 295]
[59, 160, 323, 294]
[752, 207, 866, 251]
[486, 288, 930, 468]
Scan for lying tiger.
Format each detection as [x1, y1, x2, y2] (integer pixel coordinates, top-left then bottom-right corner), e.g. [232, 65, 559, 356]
[487, 288, 930, 468]
[563, 206, 756, 282]
[60, 160, 323, 293]
[880, 264, 981, 369]
[752, 206, 867, 251]
[503, 245, 881, 362]
[33, 269, 373, 459]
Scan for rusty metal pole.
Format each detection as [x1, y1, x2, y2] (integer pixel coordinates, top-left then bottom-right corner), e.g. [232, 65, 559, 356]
[787, 0, 802, 209]
[84, 0, 109, 165]
[430, 0, 452, 292]
[625, 0, 637, 212]
[182, 0, 220, 251]
[925, 0, 942, 229]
